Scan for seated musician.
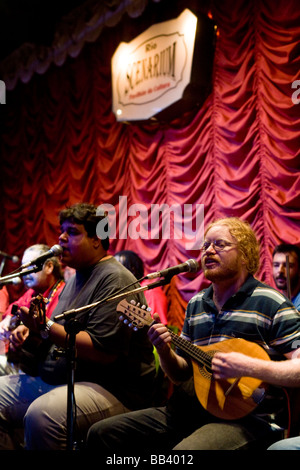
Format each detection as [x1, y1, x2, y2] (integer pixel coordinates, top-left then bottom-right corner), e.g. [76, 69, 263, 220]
[0, 244, 65, 333]
[0, 203, 156, 450]
[86, 217, 300, 451]
[0, 244, 65, 375]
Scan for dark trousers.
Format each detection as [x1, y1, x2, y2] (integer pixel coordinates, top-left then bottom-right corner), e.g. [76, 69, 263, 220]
[86, 405, 283, 451]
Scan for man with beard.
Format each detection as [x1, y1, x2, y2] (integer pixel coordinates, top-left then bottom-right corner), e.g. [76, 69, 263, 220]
[86, 217, 300, 451]
[272, 244, 300, 310]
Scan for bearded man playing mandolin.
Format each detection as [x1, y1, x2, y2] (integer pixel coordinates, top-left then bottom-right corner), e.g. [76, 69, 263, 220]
[87, 217, 300, 451]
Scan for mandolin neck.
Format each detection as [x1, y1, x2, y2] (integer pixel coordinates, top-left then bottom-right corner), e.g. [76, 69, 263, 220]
[168, 329, 212, 367]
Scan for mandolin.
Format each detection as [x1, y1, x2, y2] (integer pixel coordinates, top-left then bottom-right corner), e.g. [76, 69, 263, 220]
[117, 299, 270, 420]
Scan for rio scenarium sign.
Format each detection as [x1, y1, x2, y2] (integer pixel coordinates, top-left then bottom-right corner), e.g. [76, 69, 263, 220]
[111, 9, 198, 121]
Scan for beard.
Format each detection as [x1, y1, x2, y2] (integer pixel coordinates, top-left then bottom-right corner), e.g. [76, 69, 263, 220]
[274, 277, 287, 290]
[275, 275, 299, 293]
[202, 256, 242, 283]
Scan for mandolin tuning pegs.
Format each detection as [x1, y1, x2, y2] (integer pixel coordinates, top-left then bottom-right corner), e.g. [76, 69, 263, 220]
[130, 300, 136, 305]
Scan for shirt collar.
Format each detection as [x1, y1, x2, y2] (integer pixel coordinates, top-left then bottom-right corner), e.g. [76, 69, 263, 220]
[202, 274, 258, 306]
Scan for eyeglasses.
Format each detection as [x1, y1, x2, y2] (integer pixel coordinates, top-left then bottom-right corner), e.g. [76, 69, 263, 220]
[201, 239, 237, 252]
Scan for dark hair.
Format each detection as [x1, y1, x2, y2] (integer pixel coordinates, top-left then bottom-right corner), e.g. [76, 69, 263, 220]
[114, 250, 144, 279]
[59, 203, 109, 251]
[273, 244, 300, 263]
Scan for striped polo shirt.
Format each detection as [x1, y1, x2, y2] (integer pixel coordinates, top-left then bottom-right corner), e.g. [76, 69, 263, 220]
[180, 275, 300, 360]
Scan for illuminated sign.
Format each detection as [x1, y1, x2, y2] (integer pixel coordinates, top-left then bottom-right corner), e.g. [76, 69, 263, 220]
[111, 9, 198, 121]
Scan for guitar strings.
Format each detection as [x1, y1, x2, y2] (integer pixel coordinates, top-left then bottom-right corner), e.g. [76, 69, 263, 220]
[169, 331, 213, 369]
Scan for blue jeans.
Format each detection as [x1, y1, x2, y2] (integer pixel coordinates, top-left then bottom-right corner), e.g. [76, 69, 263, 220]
[268, 437, 300, 450]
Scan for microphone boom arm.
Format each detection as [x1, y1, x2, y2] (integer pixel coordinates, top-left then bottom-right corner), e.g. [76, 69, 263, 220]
[0, 265, 42, 286]
[54, 278, 169, 321]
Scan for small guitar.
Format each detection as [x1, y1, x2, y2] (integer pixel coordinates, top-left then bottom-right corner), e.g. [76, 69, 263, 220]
[7, 295, 50, 376]
[117, 299, 270, 420]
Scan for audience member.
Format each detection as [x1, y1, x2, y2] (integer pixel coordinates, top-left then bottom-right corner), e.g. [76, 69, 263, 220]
[114, 250, 168, 324]
[272, 243, 300, 310]
[86, 217, 300, 451]
[0, 203, 155, 450]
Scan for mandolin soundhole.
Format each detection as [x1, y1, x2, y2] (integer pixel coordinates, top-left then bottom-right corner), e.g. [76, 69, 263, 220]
[197, 350, 216, 379]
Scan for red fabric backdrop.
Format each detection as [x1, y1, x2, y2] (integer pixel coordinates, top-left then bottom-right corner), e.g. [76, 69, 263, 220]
[0, 0, 299, 328]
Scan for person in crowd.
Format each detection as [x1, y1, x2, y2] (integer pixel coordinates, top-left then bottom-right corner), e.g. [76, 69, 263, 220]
[272, 243, 300, 310]
[0, 286, 10, 357]
[0, 203, 156, 450]
[0, 244, 65, 340]
[1, 244, 65, 320]
[212, 247, 300, 452]
[86, 217, 300, 451]
[0, 286, 9, 320]
[0, 244, 65, 375]
[114, 250, 168, 325]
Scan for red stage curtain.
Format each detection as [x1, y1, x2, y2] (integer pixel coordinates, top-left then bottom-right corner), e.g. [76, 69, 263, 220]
[0, 0, 299, 328]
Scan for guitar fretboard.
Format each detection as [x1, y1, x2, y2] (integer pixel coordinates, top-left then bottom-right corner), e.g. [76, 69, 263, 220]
[169, 330, 213, 369]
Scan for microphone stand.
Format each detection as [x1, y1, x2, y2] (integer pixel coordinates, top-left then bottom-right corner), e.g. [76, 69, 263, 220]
[0, 265, 41, 286]
[0, 257, 6, 276]
[56, 276, 171, 450]
[286, 255, 292, 300]
[64, 318, 83, 450]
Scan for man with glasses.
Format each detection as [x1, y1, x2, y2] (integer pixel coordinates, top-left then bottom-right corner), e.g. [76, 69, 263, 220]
[86, 217, 300, 451]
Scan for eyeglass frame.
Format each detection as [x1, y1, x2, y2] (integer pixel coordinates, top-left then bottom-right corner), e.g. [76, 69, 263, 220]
[200, 239, 238, 252]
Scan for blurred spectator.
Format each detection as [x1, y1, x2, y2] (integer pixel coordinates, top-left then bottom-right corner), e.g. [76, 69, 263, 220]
[0, 287, 9, 320]
[272, 244, 300, 310]
[114, 250, 168, 325]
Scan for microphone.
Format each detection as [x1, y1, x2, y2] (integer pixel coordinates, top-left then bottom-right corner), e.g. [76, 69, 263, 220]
[20, 244, 63, 269]
[0, 251, 19, 263]
[0, 276, 22, 286]
[145, 259, 200, 280]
